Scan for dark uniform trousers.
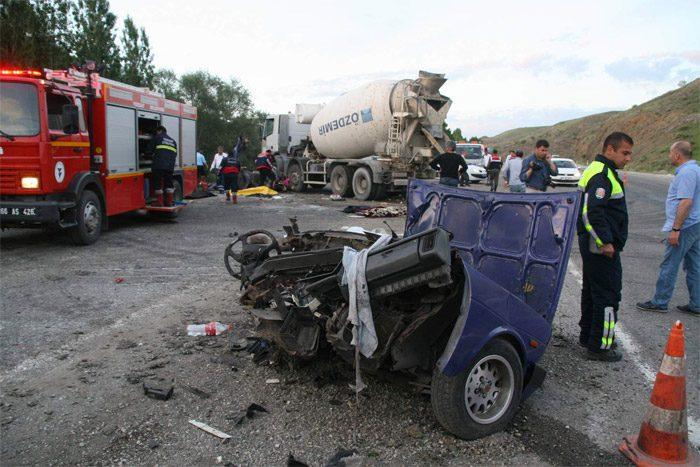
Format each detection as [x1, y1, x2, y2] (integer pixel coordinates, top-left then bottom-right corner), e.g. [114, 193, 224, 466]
[578, 234, 621, 351]
[152, 168, 174, 191]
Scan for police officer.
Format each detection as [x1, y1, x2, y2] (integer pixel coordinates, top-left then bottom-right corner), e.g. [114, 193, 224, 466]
[577, 132, 633, 362]
[151, 125, 178, 207]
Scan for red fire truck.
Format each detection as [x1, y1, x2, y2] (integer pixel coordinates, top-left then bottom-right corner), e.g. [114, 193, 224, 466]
[0, 65, 198, 245]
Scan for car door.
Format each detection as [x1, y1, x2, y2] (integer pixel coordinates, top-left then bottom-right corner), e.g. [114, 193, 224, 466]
[405, 179, 581, 325]
[46, 90, 89, 193]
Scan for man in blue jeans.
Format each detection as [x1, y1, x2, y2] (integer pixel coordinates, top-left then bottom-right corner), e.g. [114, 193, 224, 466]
[637, 141, 699, 315]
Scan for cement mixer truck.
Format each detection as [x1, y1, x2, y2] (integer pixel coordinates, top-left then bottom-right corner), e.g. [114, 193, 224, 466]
[262, 71, 452, 200]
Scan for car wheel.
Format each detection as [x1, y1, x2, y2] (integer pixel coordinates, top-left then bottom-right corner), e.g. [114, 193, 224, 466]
[68, 190, 102, 245]
[330, 165, 353, 197]
[352, 167, 374, 201]
[287, 163, 306, 192]
[431, 339, 522, 440]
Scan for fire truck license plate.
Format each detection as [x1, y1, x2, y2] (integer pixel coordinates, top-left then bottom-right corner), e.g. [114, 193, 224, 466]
[0, 207, 40, 217]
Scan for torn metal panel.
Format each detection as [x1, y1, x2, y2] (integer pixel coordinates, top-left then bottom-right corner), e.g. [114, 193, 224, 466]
[223, 183, 580, 440]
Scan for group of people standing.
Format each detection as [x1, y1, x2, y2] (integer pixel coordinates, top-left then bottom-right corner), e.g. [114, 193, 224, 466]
[431, 140, 559, 193]
[196, 137, 248, 203]
[431, 134, 698, 363]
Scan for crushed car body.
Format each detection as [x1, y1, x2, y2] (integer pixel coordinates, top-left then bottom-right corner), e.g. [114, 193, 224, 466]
[226, 179, 581, 439]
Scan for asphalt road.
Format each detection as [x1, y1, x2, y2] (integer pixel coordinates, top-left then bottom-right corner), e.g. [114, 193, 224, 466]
[0, 173, 697, 465]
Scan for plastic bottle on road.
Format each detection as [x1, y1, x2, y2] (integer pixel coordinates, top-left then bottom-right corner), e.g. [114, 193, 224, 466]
[187, 322, 231, 336]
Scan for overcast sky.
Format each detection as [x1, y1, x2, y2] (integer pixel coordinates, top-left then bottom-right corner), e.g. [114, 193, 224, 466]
[111, 0, 699, 136]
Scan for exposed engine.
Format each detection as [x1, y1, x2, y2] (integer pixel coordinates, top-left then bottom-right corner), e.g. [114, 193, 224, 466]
[225, 219, 463, 375]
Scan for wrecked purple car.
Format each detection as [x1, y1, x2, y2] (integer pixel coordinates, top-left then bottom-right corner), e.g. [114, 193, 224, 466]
[225, 178, 580, 440]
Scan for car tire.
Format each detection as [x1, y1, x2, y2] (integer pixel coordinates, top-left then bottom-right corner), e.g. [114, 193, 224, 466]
[330, 165, 353, 197]
[352, 167, 374, 201]
[287, 163, 306, 192]
[68, 190, 102, 246]
[431, 339, 523, 440]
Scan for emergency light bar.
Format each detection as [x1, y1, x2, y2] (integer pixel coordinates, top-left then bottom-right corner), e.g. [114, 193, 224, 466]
[44, 68, 102, 98]
[0, 69, 42, 77]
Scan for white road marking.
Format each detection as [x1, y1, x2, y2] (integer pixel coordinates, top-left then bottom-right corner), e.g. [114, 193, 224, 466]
[567, 261, 700, 447]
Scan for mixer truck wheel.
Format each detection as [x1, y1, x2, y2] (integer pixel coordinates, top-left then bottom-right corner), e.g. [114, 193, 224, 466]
[330, 165, 354, 197]
[371, 183, 386, 200]
[287, 163, 306, 192]
[352, 167, 375, 201]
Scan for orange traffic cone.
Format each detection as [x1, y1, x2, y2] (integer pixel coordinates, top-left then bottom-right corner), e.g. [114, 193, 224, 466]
[619, 321, 697, 466]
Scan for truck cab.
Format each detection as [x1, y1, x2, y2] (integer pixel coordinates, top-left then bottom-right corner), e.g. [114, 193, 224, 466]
[0, 70, 93, 237]
[261, 113, 311, 156]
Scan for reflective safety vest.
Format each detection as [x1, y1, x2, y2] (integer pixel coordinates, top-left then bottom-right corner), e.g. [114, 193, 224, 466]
[152, 133, 178, 171]
[578, 161, 623, 198]
[577, 158, 628, 249]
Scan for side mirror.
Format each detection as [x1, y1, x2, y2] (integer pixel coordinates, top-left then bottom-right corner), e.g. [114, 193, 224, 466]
[62, 104, 80, 134]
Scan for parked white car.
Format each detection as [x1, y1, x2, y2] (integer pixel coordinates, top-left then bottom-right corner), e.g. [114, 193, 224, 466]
[465, 163, 487, 183]
[551, 157, 581, 185]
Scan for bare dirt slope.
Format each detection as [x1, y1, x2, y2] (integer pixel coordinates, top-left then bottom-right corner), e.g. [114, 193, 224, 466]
[483, 79, 699, 172]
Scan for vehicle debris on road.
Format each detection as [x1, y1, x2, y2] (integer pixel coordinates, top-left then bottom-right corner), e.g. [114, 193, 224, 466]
[142, 381, 174, 400]
[225, 179, 581, 440]
[342, 205, 407, 217]
[227, 403, 269, 426]
[188, 419, 232, 440]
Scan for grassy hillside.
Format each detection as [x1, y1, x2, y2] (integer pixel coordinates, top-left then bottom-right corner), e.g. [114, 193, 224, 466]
[482, 79, 699, 172]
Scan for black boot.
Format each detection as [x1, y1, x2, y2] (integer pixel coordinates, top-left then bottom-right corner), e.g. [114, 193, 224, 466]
[586, 349, 622, 362]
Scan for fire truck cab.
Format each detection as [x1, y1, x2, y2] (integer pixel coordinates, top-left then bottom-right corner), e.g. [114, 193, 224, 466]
[0, 67, 198, 245]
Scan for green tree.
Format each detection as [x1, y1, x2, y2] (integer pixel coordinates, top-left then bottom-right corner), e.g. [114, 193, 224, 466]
[119, 16, 154, 87]
[69, 0, 121, 79]
[442, 122, 453, 140]
[451, 128, 464, 142]
[178, 71, 263, 163]
[153, 69, 181, 100]
[0, 0, 72, 69]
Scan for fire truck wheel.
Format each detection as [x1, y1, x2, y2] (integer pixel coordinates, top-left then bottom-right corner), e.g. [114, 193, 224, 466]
[173, 180, 183, 202]
[68, 190, 102, 246]
[431, 339, 522, 440]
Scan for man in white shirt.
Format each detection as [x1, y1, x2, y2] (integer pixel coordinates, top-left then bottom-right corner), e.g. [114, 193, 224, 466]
[502, 150, 526, 192]
[211, 146, 227, 190]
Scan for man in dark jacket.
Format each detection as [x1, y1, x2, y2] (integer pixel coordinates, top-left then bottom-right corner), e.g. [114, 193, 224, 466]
[151, 125, 178, 206]
[220, 152, 241, 204]
[255, 151, 274, 187]
[520, 139, 558, 192]
[430, 141, 469, 187]
[577, 132, 633, 362]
